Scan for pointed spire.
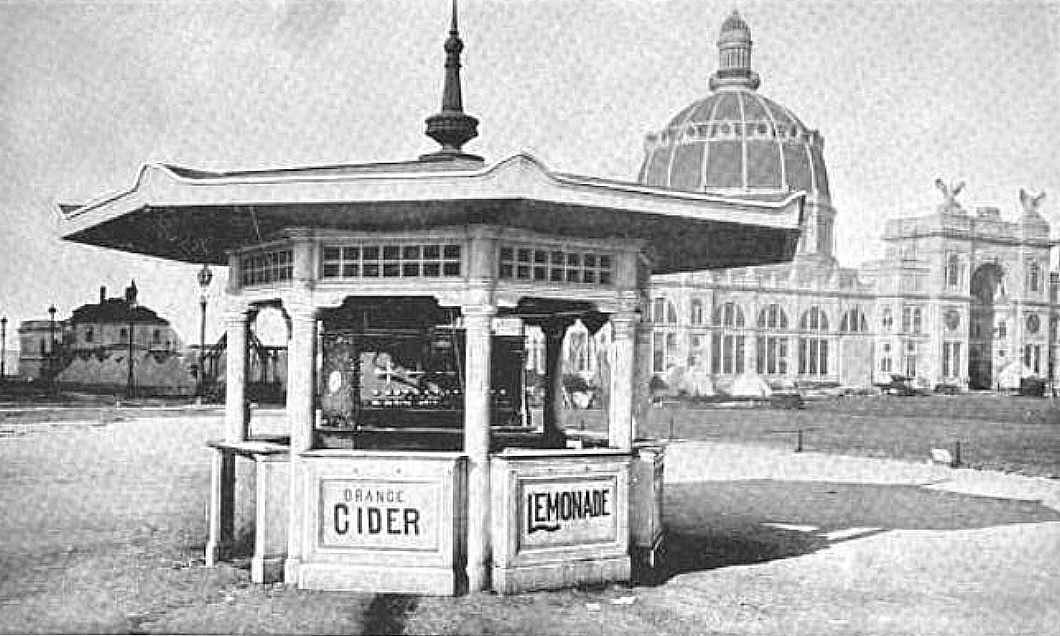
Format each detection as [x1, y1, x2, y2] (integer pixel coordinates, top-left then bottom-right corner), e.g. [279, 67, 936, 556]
[125, 279, 138, 306]
[421, 0, 481, 161]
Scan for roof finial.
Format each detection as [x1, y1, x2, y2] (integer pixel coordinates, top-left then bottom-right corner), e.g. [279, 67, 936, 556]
[709, 10, 760, 91]
[421, 0, 481, 161]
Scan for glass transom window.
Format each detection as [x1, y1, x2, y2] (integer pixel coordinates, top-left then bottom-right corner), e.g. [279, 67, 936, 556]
[241, 248, 293, 286]
[498, 244, 613, 286]
[321, 243, 462, 279]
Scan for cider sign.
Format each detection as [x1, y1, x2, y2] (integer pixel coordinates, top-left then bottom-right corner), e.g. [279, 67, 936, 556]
[319, 480, 439, 550]
[520, 477, 618, 548]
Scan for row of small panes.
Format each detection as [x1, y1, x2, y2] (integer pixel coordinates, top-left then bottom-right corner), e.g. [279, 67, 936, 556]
[321, 244, 462, 278]
[240, 250, 293, 286]
[498, 246, 613, 285]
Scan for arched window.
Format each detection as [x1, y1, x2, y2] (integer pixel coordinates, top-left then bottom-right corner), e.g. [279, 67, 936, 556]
[690, 298, 704, 325]
[881, 308, 893, 331]
[756, 304, 788, 329]
[713, 302, 745, 328]
[799, 306, 829, 332]
[840, 307, 868, 332]
[946, 254, 960, 288]
[152, 329, 162, 344]
[913, 308, 922, 334]
[651, 298, 677, 324]
[85, 327, 94, 344]
[798, 306, 830, 376]
[755, 304, 788, 375]
[711, 302, 746, 374]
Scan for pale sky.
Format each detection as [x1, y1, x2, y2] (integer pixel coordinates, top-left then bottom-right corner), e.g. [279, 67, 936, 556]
[0, 0, 1057, 351]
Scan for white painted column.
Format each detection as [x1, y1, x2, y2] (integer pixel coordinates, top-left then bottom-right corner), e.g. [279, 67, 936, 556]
[542, 319, 572, 446]
[463, 304, 495, 592]
[608, 312, 637, 450]
[284, 305, 316, 585]
[224, 310, 250, 443]
[633, 321, 653, 433]
[204, 445, 235, 566]
[207, 306, 249, 567]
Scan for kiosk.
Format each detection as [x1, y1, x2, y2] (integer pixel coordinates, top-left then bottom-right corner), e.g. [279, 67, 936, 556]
[59, 4, 803, 595]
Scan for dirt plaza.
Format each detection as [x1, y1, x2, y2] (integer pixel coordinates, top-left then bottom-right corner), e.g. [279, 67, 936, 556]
[0, 404, 1057, 635]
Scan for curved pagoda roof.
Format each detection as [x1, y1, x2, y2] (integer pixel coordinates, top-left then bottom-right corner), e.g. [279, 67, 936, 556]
[58, 153, 804, 275]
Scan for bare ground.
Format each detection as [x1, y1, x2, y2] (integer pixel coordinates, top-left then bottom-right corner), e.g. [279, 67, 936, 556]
[0, 413, 1057, 635]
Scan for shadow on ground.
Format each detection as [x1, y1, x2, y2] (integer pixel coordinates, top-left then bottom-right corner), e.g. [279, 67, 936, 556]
[660, 480, 1060, 581]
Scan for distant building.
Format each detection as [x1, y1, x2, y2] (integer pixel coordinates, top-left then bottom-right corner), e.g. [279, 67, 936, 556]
[18, 281, 195, 394]
[17, 319, 65, 381]
[633, 11, 1056, 394]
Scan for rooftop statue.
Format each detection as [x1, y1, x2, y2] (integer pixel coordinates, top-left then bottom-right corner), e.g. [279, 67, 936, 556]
[1019, 189, 1046, 216]
[935, 178, 966, 214]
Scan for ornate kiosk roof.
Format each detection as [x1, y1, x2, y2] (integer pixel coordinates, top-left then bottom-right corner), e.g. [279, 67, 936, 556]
[59, 153, 804, 275]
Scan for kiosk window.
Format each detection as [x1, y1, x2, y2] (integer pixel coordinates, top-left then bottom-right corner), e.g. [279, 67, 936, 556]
[321, 243, 462, 280]
[499, 244, 614, 286]
[241, 248, 293, 286]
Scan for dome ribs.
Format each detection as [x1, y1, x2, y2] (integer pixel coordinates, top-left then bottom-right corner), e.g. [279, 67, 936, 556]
[752, 91, 788, 190]
[699, 91, 725, 192]
[737, 90, 749, 190]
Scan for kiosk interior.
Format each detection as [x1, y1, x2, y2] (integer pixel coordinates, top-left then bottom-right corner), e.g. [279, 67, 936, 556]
[317, 297, 536, 451]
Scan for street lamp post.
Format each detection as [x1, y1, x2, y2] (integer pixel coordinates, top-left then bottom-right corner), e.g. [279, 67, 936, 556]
[126, 299, 137, 399]
[1, 315, 7, 383]
[197, 264, 214, 400]
[47, 305, 56, 384]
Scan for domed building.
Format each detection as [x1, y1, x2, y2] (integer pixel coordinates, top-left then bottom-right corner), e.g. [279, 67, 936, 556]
[639, 10, 834, 264]
[638, 11, 1058, 394]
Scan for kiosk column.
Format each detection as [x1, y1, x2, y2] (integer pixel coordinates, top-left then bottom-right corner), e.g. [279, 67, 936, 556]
[463, 303, 495, 592]
[608, 311, 637, 451]
[284, 304, 316, 583]
[206, 306, 250, 566]
[224, 309, 251, 442]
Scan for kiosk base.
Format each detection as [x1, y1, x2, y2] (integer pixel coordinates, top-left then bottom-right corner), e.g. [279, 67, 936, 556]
[293, 451, 468, 596]
[493, 555, 631, 595]
[491, 449, 633, 595]
[296, 563, 464, 595]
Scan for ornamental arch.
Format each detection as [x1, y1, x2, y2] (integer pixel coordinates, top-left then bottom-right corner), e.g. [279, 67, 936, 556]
[969, 261, 1007, 389]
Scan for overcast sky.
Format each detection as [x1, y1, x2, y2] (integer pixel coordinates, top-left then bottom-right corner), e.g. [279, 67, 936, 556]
[0, 0, 1057, 350]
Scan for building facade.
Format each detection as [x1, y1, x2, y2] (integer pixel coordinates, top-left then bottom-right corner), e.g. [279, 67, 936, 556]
[18, 282, 195, 394]
[638, 12, 1056, 393]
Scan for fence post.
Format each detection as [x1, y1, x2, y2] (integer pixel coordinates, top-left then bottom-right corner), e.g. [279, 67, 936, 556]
[952, 441, 961, 468]
[795, 428, 803, 453]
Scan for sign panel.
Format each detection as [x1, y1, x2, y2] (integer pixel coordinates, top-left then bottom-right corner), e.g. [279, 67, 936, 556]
[519, 477, 618, 549]
[319, 480, 439, 551]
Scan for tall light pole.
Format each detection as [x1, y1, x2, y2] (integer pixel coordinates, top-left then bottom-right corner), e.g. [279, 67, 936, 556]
[126, 297, 137, 398]
[1, 315, 7, 382]
[197, 264, 213, 400]
[47, 305, 56, 384]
